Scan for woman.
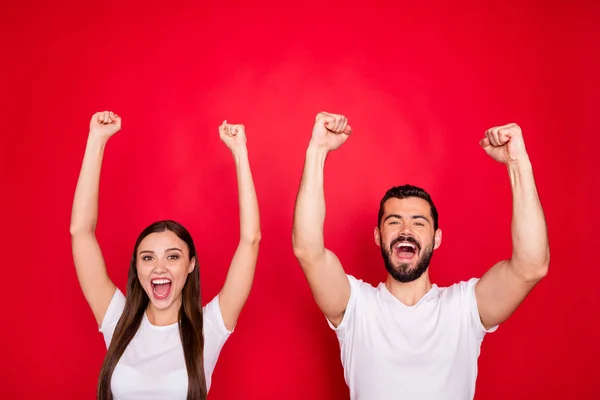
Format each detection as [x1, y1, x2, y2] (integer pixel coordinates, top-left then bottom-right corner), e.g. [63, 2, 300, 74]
[70, 111, 261, 400]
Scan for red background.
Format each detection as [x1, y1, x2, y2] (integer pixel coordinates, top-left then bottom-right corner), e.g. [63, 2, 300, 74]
[2, 1, 599, 399]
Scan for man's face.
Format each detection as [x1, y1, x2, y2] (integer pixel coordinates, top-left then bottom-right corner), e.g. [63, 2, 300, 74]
[375, 197, 442, 283]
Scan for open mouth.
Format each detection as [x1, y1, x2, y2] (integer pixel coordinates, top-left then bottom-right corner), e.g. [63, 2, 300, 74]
[151, 278, 172, 299]
[392, 238, 420, 260]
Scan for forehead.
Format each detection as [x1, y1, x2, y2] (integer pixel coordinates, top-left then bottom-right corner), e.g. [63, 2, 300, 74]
[138, 230, 188, 253]
[382, 197, 432, 217]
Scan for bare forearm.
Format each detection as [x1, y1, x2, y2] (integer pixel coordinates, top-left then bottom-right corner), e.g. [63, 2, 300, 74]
[508, 157, 550, 278]
[70, 134, 108, 235]
[292, 144, 328, 257]
[233, 148, 261, 244]
[218, 146, 260, 330]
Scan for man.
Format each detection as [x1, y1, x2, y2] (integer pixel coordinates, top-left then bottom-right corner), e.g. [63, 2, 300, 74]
[292, 111, 549, 400]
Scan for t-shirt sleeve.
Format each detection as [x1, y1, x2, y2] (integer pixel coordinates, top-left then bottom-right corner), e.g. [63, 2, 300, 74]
[464, 277, 499, 339]
[202, 294, 233, 390]
[326, 274, 362, 340]
[99, 288, 127, 349]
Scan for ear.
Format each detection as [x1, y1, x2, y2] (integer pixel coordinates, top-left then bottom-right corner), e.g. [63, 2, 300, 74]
[374, 227, 382, 247]
[187, 257, 196, 274]
[433, 229, 442, 250]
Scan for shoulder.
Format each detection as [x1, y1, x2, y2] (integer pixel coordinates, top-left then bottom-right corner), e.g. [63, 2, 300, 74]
[99, 288, 127, 348]
[347, 274, 377, 291]
[442, 277, 499, 334]
[437, 278, 480, 302]
[99, 288, 126, 332]
[203, 294, 234, 337]
[346, 274, 380, 299]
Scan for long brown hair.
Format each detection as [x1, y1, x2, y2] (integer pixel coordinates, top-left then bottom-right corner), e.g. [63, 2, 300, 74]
[97, 220, 206, 400]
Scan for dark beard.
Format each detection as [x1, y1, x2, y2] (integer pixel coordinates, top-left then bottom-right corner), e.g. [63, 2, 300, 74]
[380, 235, 434, 283]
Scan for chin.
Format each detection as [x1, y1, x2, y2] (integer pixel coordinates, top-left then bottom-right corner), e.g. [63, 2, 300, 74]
[397, 258, 418, 270]
[148, 297, 172, 310]
[144, 288, 178, 310]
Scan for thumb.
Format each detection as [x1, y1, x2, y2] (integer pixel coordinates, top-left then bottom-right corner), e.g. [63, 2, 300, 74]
[343, 125, 353, 135]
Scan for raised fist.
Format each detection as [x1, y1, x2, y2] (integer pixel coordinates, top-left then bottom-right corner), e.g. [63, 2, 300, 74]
[310, 112, 353, 152]
[89, 111, 121, 139]
[219, 120, 247, 153]
[479, 123, 527, 164]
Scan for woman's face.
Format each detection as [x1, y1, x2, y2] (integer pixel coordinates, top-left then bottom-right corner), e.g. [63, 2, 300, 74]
[136, 230, 195, 312]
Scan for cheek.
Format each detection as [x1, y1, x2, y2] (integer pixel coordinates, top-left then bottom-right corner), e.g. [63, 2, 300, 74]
[419, 234, 434, 248]
[380, 235, 393, 249]
[136, 264, 151, 281]
[172, 264, 191, 282]
[383, 230, 397, 244]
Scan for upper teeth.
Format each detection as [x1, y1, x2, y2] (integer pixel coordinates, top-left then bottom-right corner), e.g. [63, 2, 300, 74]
[396, 242, 415, 249]
[152, 279, 171, 284]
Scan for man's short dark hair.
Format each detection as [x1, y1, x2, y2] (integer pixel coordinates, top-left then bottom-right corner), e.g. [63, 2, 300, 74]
[377, 185, 439, 231]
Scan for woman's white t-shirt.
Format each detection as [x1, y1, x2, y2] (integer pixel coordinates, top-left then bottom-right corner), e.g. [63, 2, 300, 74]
[99, 289, 232, 400]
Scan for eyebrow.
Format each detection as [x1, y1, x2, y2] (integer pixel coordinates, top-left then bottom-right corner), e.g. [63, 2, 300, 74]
[138, 247, 183, 255]
[384, 214, 431, 223]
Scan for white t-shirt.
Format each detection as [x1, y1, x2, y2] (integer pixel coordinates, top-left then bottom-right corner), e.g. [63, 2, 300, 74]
[100, 289, 232, 400]
[329, 275, 498, 400]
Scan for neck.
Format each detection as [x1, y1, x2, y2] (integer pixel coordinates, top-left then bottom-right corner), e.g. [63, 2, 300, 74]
[385, 271, 433, 306]
[146, 297, 181, 326]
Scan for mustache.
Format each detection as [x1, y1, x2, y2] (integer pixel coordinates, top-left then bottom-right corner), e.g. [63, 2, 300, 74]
[390, 235, 421, 252]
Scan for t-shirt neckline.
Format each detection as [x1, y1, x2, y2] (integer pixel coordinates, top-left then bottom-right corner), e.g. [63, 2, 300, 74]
[378, 282, 440, 309]
[143, 311, 179, 330]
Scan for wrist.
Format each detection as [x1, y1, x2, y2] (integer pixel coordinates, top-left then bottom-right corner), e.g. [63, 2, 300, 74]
[307, 141, 330, 158]
[507, 156, 534, 188]
[87, 131, 110, 147]
[306, 142, 329, 171]
[231, 145, 248, 162]
[507, 156, 532, 172]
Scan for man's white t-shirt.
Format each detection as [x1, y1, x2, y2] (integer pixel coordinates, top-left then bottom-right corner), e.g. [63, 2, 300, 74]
[100, 288, 232, 400]
[329, 275, 498, 400]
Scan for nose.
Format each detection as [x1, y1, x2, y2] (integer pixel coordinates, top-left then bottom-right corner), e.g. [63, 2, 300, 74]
[153, 260, 167, 274]
[399, 223, 413, 235]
